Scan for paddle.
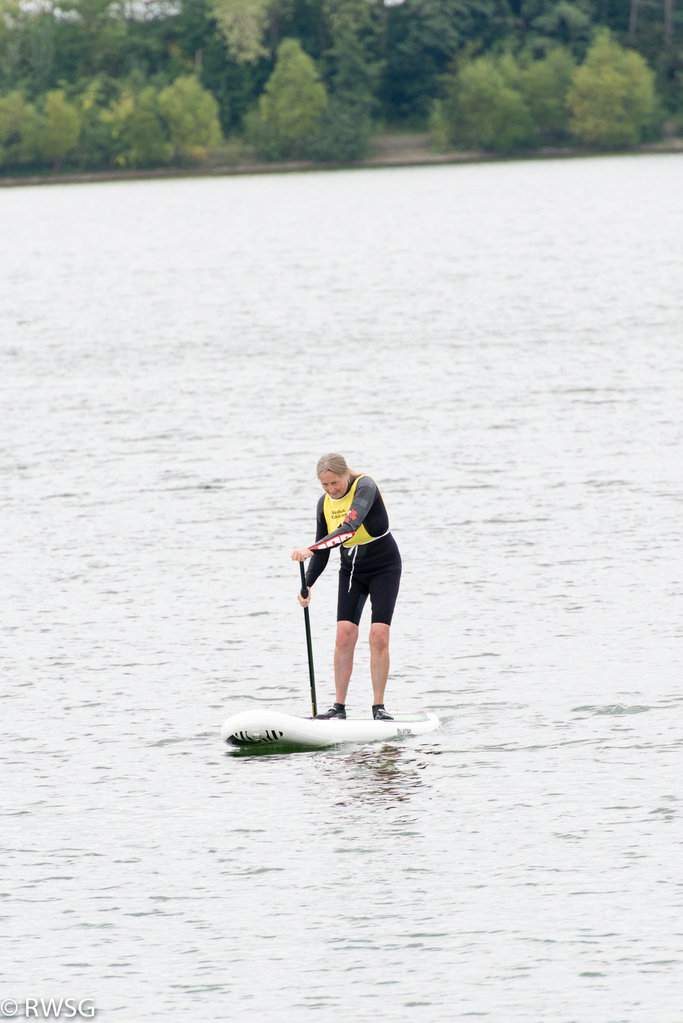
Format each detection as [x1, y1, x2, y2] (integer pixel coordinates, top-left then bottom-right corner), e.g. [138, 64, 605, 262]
[299, 562, 317, 718]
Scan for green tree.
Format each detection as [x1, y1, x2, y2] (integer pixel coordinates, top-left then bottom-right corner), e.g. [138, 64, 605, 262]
[310, 0, 383, 161]
[101, 85, 172, 167]
[246, 37, 327, 159]
[381, 0, 512, 121]
[52, 0, 131, 83]
[158, 75, 223, 161]
[72, 77, 119, 169]
[0, 90, 42, 167]
[308, 99, 369, 160]
[518, 46, 575, 141]
[37, 89, 80, 166]
[398, 0, 512, 66]
[428, 97, 450, 151]
[0, 1, 22, 95]
[518, 0, 595, 58]
[18, 10, 56, 96]
[567, 29, 656, 146]
[446, 55, 534, 151]
[322, 0, 383, 110]
[210, 0, 273, 63]
[497, 51, 525, 93]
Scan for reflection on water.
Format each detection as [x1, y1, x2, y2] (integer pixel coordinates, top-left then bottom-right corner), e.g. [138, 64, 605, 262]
[321, 745, 428, 808]
[227, 742, 428, 808]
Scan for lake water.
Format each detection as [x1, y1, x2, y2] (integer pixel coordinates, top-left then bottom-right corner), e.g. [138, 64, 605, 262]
[2, 153, 683, 1022]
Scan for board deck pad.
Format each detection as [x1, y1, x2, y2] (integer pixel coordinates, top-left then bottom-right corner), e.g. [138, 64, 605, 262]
[221, 709, 440, 750]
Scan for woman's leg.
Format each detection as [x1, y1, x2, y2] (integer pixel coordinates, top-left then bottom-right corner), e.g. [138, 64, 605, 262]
[369, 623, 390, 704]
[335, 568, 369, 704]
[334, 620, 358, 703]
[366, 566, 401, 707]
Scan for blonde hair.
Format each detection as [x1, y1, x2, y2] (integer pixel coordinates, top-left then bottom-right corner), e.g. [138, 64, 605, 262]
[316, 453, 359, 479]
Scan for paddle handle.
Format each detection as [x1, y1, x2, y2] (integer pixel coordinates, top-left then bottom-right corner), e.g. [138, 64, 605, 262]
[299, 562, 317, 718]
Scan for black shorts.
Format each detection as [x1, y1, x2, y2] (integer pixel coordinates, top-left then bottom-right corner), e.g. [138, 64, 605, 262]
[337, 536, 402, 626]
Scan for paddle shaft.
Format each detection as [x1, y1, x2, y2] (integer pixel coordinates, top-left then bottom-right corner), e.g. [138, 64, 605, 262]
[299, 562, 317, 717]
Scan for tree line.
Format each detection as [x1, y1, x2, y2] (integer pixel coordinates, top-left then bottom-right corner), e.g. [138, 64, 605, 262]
[0, 0, 681, 172]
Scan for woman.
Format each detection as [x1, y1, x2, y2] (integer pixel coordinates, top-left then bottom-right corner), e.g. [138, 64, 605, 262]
[291, 454, 401, 720]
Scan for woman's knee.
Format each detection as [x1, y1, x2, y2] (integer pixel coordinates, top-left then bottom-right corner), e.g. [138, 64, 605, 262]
[369, 623, 390, 653]
[336, 621, 358, 651]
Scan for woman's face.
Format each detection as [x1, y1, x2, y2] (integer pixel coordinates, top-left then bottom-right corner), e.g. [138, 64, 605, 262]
[319, 471, 350, 500]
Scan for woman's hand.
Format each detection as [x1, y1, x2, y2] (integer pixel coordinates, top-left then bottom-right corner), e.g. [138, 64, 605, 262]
[292, 549, 313, 605]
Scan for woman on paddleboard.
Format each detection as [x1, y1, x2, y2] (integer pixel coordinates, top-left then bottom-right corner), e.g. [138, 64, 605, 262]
[291, 454, 401, 721]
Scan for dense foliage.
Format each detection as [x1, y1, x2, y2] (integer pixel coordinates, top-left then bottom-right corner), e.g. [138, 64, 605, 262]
[0, 0, 680, 171]
[435, 33, 657, 151]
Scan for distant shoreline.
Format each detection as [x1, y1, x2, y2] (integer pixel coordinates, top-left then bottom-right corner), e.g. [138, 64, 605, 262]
[2, 135, 682, 189]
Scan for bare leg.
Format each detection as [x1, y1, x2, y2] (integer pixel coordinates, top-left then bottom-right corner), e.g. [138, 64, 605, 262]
[334, 620, 358, 704]
[369, 623, 391, 705]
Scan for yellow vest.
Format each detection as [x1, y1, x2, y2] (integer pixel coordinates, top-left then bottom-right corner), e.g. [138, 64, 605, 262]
[323, 475, 377, 547]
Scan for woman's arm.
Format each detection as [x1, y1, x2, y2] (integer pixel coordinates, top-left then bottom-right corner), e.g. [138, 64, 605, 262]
[303, 495, 332, 586]
[290, 495, 330, 595]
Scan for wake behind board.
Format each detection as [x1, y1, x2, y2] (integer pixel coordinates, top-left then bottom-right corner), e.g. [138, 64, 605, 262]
[221, 709, 440, 750]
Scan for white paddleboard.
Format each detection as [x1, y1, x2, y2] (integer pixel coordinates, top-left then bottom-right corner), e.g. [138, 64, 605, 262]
[221, 709, 440, 750]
